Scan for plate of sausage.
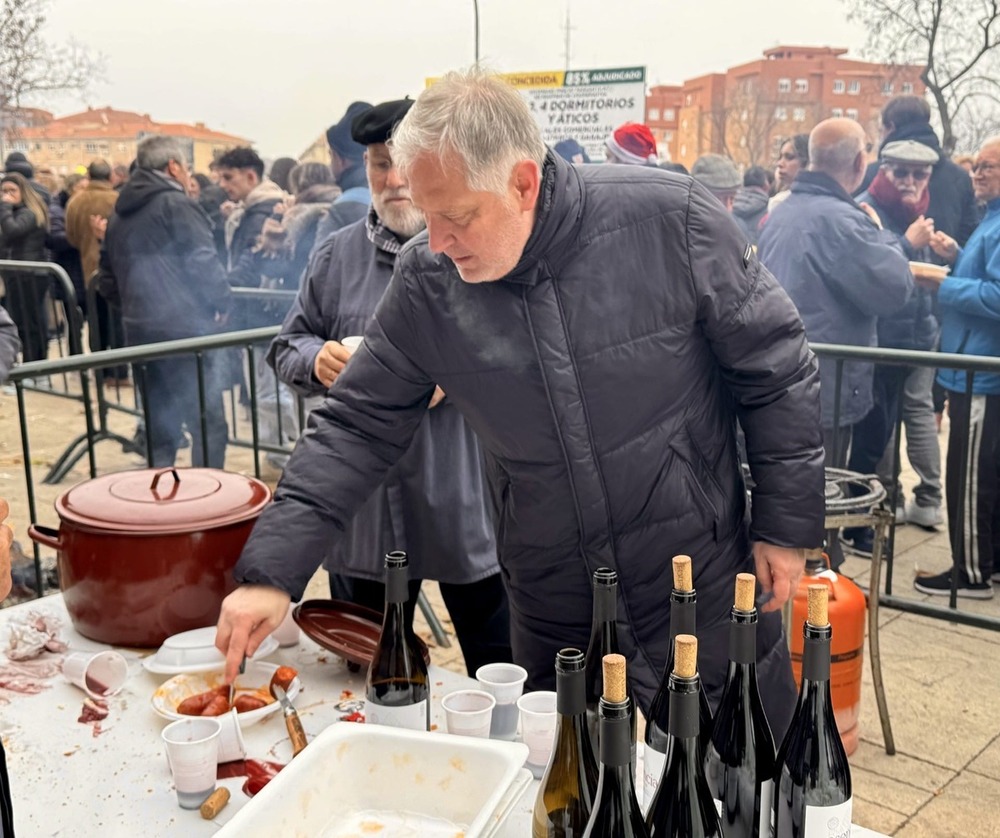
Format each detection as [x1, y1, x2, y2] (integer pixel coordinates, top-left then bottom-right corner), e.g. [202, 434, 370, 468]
[151, 661, 300, 727]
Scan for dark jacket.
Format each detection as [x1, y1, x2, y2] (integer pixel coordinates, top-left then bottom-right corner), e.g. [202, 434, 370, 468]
[226, 181, 285, 328]
[97, 168, 231, 344]
[758, 171, 913, 427]
[0, 203, 47, 263]
[732, 187, 769, 245]
[856, 189, 938, 352]
[259, 183, 342, 294]
[43, 198, 85, 308]
[237, 154, 824, 730]
[937, 198, 1000, 395]
[0, 304, 21, 378]
[267, 215, 498, 585]
[857, 122, 980, 247]
[312, 163, 370, 252]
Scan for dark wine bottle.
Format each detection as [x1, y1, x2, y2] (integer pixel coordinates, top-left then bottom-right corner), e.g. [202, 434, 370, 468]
[585, 568, 636, 759]
[703, 573, 776, 838]
[772, 585, 853, 838]
[646, 635, 722, 838]
[644, 555, 714, 810]
[582, 654, 650, 838]
[533, 648, 600, 837]
[364, 551, 429, 731]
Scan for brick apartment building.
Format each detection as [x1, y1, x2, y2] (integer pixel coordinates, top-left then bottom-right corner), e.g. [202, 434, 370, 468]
[1, 106, 249, 175]
[646, 46, 925, 170]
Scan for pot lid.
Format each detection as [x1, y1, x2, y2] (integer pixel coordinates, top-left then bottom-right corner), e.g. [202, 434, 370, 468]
[56, 468, 271, 534]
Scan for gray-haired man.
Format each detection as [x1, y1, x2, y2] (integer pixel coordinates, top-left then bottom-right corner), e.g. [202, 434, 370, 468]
[217, 69, 823, 737]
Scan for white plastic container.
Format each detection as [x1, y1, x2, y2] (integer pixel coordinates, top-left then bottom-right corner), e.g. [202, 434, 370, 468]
[217, 724, 528, 837]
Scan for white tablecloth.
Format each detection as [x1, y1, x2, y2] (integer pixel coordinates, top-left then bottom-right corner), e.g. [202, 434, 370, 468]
[2, 594, 887, 837]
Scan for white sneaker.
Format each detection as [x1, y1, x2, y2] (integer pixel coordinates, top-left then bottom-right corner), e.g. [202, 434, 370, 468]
[906, 501, 943, 530]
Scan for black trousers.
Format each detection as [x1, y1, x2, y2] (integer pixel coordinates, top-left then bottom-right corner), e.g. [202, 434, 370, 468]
[329, 572, 513, 676]
[945, 391, 1000, 584]
[3, 273, 48, 362]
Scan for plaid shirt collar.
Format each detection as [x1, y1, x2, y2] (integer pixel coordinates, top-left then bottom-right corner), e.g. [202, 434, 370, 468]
[365, 205, 405, 256]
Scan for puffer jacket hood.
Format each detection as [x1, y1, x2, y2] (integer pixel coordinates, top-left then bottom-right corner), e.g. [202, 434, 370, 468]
[114, 168, 183, 216]
[733, 186, 768, 219]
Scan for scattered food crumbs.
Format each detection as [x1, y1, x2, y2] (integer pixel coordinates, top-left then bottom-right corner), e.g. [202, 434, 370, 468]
[317, 656, 328, 663]
[339, 689, 354, 700]
[435, 681, 443, 687]
[430, 723, 438, 731]
[341, 711, 365, 723]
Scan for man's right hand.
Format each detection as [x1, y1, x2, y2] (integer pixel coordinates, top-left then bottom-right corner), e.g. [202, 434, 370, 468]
[215, 585, 291, 683]
[313, 341, 354, 388]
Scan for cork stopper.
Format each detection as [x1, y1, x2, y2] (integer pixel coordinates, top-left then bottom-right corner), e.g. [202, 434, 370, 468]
[734, 573, 756, 611]
[602, 653, 627, 703]
[807, 584, 829, 628]
[673, 634, 698, 678]
[672, 555, 693, 592]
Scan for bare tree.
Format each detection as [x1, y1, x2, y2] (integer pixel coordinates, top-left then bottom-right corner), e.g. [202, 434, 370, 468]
[705, 80, 805, 167]
[0, 0, 101, 117]
[846, 0, 1000, 153]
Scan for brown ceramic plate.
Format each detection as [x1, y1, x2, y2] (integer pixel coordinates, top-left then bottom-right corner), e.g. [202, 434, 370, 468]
[293, 599, 431, 668]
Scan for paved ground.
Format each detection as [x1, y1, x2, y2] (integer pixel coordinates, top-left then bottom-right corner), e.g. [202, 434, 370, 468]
[5, 379, 1000, 837]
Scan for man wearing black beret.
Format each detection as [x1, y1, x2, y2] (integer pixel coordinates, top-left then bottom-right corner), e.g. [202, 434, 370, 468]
[313, 100, 374, 251]
[258, 99, 512, 677]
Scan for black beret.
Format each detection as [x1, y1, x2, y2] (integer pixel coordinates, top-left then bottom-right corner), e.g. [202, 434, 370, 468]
[326, 101, 372, 162]
[351, 98, 414, 146]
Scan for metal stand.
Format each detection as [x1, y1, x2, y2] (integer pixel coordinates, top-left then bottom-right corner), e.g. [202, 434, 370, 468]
[417, 589, 452, 649]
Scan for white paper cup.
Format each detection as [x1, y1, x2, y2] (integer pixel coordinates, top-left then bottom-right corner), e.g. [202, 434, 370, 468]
[517, 690, 558, 778]
[340, 335, 364, 354]
[62, 651, 128, 698]
[271, 601, 300, 647]
[476, 663, 528, 741]
[161, 717, 221, 809]
[216, 707, 247, 763]
[442, 689, 496, 739]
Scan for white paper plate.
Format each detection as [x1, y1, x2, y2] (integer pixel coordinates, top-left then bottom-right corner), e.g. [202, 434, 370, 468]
[141, 626, 278, 675]
[150, 660, 300, 727]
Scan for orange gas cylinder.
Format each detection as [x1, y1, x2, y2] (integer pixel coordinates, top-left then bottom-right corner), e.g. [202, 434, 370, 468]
[790, 557, 866, 755]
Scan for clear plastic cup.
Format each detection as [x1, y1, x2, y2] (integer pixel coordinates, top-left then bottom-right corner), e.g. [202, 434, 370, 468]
[216, 707, 247, 763]
[340, 335, 364, 354]
[62, 651, 129, 698]
[517, 690, 558, 778]
[475, 663, 528, 741]
[270, 601, 300, 647]
[442, 689, 496, 738]
[161, 717, 221, 809]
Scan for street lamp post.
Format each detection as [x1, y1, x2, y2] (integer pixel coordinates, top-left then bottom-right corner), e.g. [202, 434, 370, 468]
[473, 0, 480, 65]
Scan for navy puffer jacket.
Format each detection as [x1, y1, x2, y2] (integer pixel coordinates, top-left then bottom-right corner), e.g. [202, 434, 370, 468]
[236, 155, 824, 736]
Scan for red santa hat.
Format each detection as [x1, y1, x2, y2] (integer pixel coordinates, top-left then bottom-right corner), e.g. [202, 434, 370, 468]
[605, 123, 658, 165]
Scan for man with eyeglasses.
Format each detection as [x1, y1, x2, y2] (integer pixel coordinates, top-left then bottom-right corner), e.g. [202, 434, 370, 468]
[914, 138, 1000, 599]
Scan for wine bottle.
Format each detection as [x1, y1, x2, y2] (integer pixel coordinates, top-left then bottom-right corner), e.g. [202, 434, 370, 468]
[364, 551, 429, 731]
[646, 635, 722, 838]
[584, 568, 636, 758]
[772, 585, 853, 838]
[533, 648, 600, 837]
[644, 555, 714, 810]
[703, 573, 776, 837]
[582, 654, 649, 838]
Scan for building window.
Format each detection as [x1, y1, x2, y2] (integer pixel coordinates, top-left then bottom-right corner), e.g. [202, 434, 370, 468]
[846, 108, 859, 121]
[848, 80, 861, 94]
[882, 82, 894, 96]
[741, 109, 749, 122]
[12, 141, 27, 152]
[681, 118, 688, 130]
[793, 108, 806, 122]
[832, 107, 844, 118]
[775, 106, 788, 121]
[902, 82, 914, 94]
[685, 94, 692, 106]
[740, 136, 747, 148]
[833, 79, 845, 94]
[778, 78, 791, 93]
[680, 144, 687, 158]
[118, 143, 127, 152]
[85, 142, 98, 153]
[795, 78, 809, 93]
[664, 108, 675, 121]
[648, 108, 660, 122]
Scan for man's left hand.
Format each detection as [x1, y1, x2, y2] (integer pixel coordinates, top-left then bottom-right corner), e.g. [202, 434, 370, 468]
[753, 542, 806, 613]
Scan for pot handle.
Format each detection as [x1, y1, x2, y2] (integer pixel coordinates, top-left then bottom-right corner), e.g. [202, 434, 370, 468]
[149, 467, 181, 500]
[28, 524, 62, 550]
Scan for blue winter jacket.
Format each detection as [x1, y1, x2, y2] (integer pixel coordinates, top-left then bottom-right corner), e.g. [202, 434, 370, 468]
[936, 198, 1000, 394]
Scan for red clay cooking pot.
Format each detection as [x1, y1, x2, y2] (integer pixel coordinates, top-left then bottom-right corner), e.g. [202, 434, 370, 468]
[28, 467, 270, 647]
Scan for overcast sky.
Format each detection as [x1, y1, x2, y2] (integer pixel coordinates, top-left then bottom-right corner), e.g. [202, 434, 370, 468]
[39, 0, 870, 158]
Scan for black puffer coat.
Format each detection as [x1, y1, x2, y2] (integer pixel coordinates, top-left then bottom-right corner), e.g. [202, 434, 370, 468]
[236, 155, 824, 735]
[0, 203, 47, 262]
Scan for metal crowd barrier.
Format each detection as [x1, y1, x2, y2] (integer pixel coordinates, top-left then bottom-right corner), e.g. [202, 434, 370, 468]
[811, 342, 1000, 632]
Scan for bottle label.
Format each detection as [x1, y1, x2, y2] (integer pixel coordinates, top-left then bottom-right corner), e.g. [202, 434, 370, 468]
[803, 799, 852, 838]
[364, 699, 428, 731]
[714, 797, 723, 818]
[758, 779, 773, 836]
[641, 746, 665, 813]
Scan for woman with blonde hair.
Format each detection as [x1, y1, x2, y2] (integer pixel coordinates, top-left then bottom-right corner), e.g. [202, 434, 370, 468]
[0, 171, 51, 361]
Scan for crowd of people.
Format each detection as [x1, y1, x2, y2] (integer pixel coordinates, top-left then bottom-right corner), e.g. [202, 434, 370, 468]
[0, 77, 998, 762]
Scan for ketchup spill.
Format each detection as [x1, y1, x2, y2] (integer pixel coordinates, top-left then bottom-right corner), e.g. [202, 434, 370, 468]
[217, 759, 285, 798]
